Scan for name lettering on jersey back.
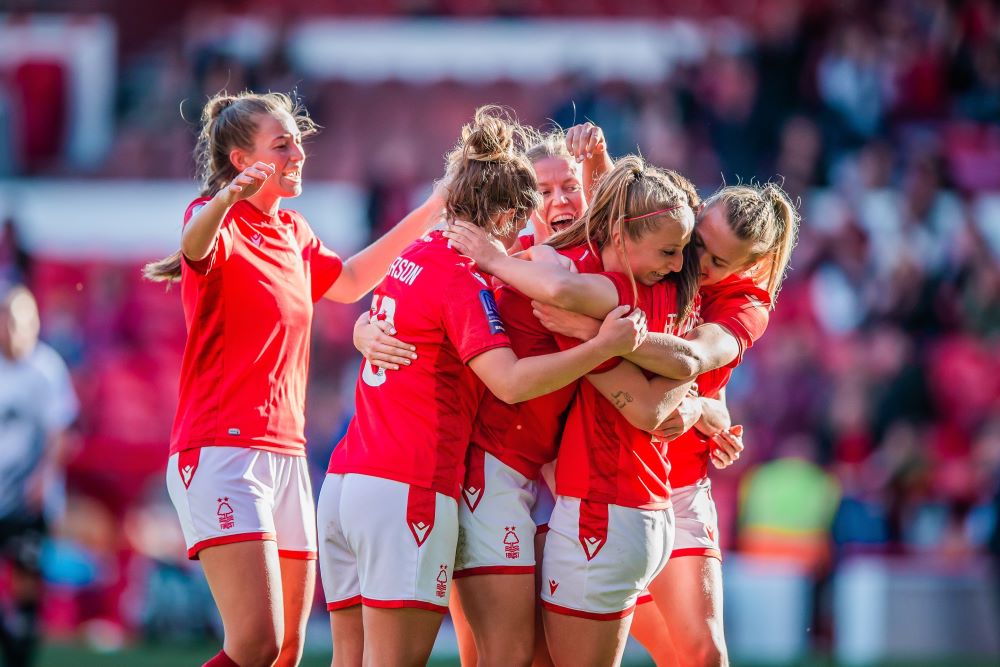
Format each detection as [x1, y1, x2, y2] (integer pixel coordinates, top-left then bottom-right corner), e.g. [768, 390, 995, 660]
[662, 303, 702, 336]
[387, 257, 424, 286]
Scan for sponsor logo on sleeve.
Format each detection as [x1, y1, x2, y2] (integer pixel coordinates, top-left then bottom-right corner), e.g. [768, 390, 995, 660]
[479, 290, 505, 335]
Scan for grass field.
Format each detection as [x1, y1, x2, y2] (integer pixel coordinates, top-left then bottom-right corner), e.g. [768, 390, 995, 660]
[34, 643, 1000, 667]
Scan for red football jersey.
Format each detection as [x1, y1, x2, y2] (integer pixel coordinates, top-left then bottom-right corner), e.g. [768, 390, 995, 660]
[556, 277, 701, 510]
[328, 231, 512, 499]
[170, 198, 343, 457]
[468, 244, 605, 481]
[668, 273, 772, 488]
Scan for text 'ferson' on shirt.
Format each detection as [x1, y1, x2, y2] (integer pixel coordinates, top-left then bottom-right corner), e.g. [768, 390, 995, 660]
[387, 256, 424, 286]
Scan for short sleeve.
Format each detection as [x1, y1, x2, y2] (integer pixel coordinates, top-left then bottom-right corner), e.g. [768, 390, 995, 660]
[701, 283, 771, 365]
[548, 271, 648, 375]
[442, 267, 511, 364]
[291, 213, 344, 302]
[181, 198, 234, 275]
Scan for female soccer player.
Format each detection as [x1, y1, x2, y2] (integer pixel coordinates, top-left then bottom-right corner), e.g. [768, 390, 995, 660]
[531, 182, 800, 667]
[316, 107, 648, 667]
[356, 122, 616, 667]
[445, 156, 708, 666]
[143, 90, 447, 667]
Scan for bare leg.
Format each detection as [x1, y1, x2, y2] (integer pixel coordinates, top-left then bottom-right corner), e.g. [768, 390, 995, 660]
[628, 601, 679, 666]
[276, 556, 315, 666]
[361, 606, 444, 667]
[449, 588, 478, 666]
[329, 607, 363, 667]
[199, 540, 284, 667]
[543, 609, 632, 667]
[457, 574, 535, 667]
[649, 557, 728, 667]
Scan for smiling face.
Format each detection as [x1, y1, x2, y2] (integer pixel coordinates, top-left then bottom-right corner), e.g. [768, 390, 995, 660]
[694, 203, 758, 286]
[233, 111, 306, 200]
[533, 156, 586, 237]
[610, 207, 695, 286]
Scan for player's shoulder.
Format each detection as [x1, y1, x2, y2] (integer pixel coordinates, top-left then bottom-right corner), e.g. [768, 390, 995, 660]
[702, 274, 772, 312]
[26, 341, 71, 384]
[183, 196, 212, 223]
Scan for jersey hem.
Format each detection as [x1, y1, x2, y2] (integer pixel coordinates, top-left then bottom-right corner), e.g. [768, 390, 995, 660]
[171, 439, 307, 458]
[554, 491, 673, 512]
[326, 466, 458, 500]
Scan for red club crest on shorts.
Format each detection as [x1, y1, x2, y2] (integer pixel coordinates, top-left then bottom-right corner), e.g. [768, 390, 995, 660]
[503, 526, 520, 560]
[217, 497, 235, 530]
[436, 564, 449, 598]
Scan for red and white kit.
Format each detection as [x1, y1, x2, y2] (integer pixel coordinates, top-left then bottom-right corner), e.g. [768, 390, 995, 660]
[166, 198, 343, 559]
[541, 277, 700, 619]
[320, 231, 511, 612]
[668, 273, 770, 561]
[456, 244, 604, 578]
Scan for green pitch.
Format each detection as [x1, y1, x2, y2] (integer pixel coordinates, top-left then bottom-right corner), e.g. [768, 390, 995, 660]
[35, 643, 999, 667]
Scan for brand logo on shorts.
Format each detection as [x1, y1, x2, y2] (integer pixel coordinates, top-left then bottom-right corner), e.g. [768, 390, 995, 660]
[436, 564, 449, 598]
[217, 497, 235, 530]
[410, 521, 431, 547]
[706, 525, 716, 544]
[580, 535, 605, 561]
[548, 579, 559, 595]
[503, 526, 520, 560]
[462, 485, 483, 513]
[180, 465, 195, 487]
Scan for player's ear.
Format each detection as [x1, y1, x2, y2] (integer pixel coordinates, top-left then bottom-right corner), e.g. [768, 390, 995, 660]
[229, 148, 249, 171]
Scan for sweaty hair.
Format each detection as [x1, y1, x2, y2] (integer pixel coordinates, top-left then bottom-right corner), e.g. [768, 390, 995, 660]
[547, 156, 700, 320]
[525, 128, 574, 165]
[143, 90, 318, 283]
[702, 183, 800, 301]
[443, 106, 541, 237]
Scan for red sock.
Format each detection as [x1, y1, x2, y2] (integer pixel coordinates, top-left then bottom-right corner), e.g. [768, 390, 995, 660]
[203, 650, 239, 667]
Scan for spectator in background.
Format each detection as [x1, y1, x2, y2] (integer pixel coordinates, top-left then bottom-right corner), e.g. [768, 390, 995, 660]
[0, 286, 79, 667]
[739, 433, 841, 575]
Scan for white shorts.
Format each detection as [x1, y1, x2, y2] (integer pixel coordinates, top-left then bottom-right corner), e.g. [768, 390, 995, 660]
[540, 496, 674, 620]
[671, 478, 721, 561]
[166, 447, 316, 560]
[455, 449, 551, 578]
[318, 473, 457, 613]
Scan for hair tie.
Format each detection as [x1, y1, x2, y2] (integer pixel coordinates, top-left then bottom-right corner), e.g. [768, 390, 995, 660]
[623, 205, 683, 223]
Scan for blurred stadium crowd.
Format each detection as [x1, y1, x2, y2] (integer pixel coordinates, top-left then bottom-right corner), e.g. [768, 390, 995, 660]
[1, 0, 999, 657]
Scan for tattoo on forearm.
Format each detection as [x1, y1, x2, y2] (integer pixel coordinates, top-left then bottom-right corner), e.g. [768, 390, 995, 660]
[611, 390, 634, 410]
